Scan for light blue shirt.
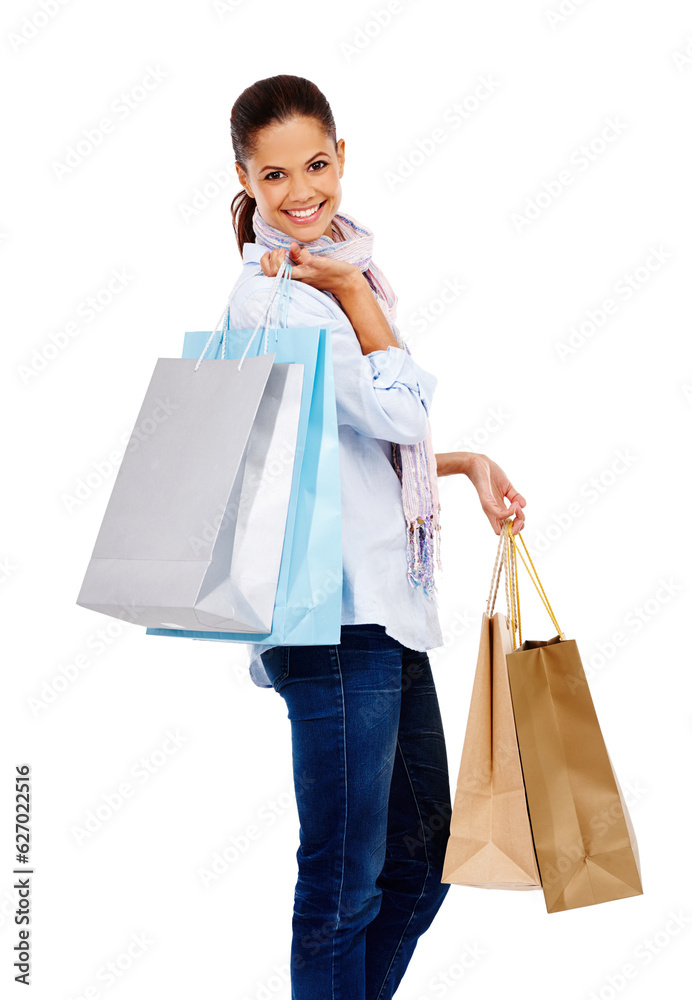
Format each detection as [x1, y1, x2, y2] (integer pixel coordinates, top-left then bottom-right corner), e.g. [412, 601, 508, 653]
[228, 242, 444, 687]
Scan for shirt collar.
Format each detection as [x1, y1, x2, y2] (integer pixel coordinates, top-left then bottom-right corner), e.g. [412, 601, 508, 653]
[242, 241, 271, 264]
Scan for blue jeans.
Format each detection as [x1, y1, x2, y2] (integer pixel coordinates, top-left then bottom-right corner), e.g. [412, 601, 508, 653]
[259, 623, 452, 999]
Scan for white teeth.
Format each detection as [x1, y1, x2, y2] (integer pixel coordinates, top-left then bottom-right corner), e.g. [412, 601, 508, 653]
[285, 204, 322, 218]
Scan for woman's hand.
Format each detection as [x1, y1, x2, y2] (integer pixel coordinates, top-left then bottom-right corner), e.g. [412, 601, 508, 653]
[260, 241, 399, 353]
[464, 453, 527, 535]
[259, 242, 363, 297]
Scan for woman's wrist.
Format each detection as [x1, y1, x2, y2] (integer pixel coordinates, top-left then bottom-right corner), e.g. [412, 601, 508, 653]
[435, 451, 484, 477]
[332, 266, 368, 299]
[334, 270, 400, 354]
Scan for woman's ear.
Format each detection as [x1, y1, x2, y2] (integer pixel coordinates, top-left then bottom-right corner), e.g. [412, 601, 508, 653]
[235, 161, 254, 199]
[336, 138, 345, 179]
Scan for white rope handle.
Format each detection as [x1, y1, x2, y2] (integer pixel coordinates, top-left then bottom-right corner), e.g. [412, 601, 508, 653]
[486, 526, 519, 637]
[193, 257, 294, 372]
[194, 269, 250, 371]
[486, 530, 505, 615]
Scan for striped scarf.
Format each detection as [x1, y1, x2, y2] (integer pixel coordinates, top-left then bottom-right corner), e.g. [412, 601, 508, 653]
[252, 206, 442, 601]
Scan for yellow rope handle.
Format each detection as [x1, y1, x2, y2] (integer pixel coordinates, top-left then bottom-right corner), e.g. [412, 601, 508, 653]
[505, 520, 520, 646]
[502, 528, 512, 634]
[503, 522, 521, 648]
[514, 532, 564, 638]
[504, 520, 565, 643]
[511, 526, 522, 646]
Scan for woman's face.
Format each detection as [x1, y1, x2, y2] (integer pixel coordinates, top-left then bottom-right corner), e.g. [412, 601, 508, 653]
[236, 116, 345, 241]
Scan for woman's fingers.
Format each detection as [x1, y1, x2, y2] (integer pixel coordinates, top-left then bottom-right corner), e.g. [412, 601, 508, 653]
[260, 246, 308, 278]
[259, 250, 276, 277]
[495, 502, 526, 534]
[260, 248, 292, 277]
[510, 514, 526, 534]
[507, 487, 527, 509]
[506, 505, 526, 534]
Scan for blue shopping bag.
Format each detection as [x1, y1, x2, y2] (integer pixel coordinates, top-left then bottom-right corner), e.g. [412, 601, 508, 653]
[146, 263, 342, 646]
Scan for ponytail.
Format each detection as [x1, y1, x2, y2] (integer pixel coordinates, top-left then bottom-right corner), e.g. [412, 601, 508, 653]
[230, 189, 256, 257]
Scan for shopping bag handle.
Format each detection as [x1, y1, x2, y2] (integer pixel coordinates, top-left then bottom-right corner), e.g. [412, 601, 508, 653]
[502, 520, 565, 647]
[486, 521, 565, 647]
[193, 255, 295, 373]
[486, 528, 512, 617]
[486, 524, 521, 641]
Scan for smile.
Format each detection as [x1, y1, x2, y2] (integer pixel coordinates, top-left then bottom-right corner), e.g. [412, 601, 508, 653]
[282, 200, 326, 223]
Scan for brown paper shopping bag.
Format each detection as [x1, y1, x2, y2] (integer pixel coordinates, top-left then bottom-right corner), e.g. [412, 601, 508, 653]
[503, 522, 644, 913]
[441, 532, 541, 889]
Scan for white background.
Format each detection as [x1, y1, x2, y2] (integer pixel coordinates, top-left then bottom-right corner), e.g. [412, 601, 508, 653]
[2, 0, 691, 997]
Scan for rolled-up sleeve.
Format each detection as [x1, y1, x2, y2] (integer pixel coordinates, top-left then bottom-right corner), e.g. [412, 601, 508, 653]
[237, 282, 437, 446]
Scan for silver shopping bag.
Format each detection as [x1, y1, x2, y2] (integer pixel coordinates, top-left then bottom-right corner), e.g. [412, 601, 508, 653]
[76, 352, 304, 632]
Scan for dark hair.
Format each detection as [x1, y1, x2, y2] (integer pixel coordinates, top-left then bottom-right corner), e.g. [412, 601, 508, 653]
[230, 74, 339, 256]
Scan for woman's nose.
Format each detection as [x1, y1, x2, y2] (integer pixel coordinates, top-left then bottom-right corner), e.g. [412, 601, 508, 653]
[288, 180, 317, 203]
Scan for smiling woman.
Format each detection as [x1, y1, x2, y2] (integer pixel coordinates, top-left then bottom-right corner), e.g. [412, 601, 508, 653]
[225, 73, 526, 999]
[231, 91, 346, 246]
[240, 126, 339, 231]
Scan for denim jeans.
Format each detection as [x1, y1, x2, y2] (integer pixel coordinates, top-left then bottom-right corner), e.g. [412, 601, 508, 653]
[259, 623, 452, 999]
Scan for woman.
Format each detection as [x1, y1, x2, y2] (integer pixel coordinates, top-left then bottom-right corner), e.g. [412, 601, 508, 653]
[228, 74, 526, 998]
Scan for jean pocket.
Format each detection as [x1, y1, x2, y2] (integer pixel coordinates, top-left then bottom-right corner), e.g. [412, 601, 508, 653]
[260, 645, 290, 692]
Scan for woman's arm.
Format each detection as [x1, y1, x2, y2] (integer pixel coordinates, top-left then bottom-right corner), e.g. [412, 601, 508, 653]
[435, 451, 527, 535]
[234, 279, 436, 445]
[258, 247, 527, 534]
[332, 272, 399, 354]
[435, 451, 476, 477]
